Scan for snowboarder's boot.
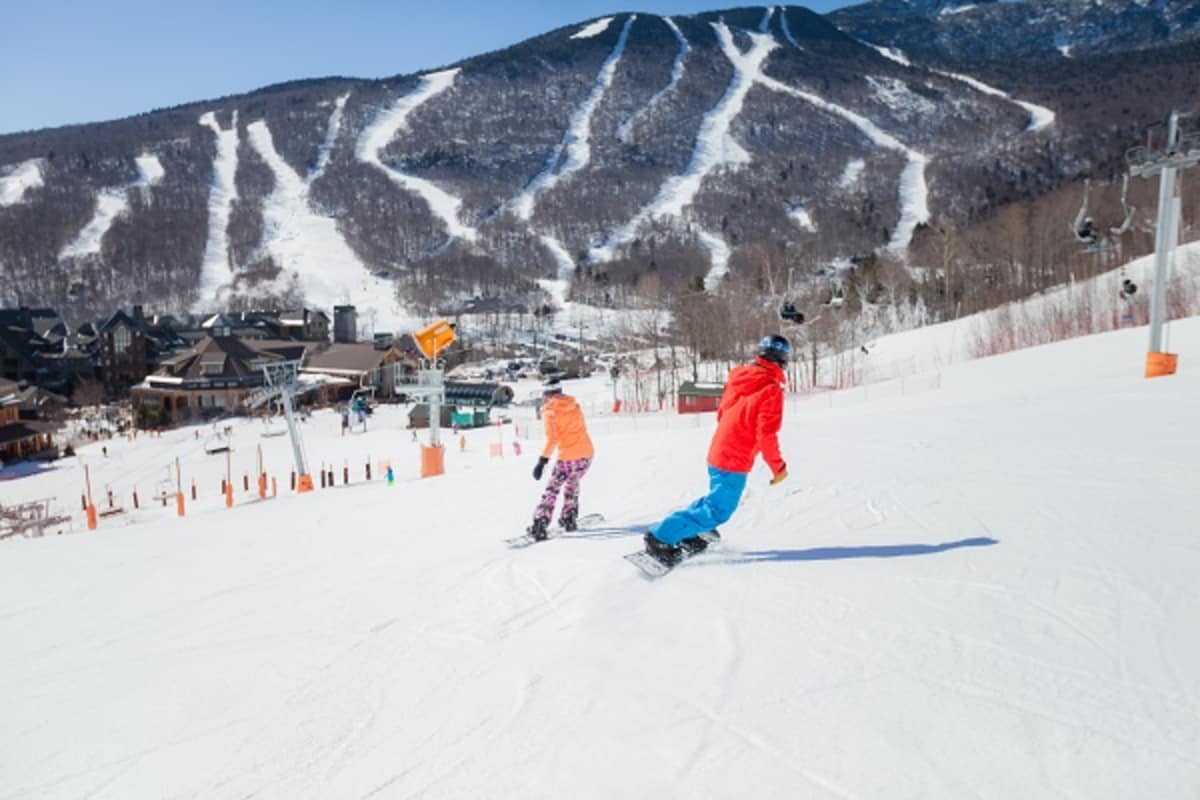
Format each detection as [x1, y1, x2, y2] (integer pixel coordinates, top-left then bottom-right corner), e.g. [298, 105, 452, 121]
[527, 518, 550, 541]
[559, 512, 578, 532]
[643, 533, 682, 567]
[680, 528, 719, 556]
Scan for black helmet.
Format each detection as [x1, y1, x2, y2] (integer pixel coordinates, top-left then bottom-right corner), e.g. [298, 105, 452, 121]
[542, 376, 563, 395]
[757, 334, 791, 366]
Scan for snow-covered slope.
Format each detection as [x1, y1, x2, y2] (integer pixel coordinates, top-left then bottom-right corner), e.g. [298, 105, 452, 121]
[3, 315, 1199, 798]
[0, 159, 43, 206]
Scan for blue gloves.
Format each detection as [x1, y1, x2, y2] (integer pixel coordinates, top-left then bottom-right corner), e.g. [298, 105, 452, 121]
[532, 456, 549, 480]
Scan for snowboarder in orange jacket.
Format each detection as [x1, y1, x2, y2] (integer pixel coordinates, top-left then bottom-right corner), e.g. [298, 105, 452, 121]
[526, 378, 594, 540]
[644, 335, 791, 565]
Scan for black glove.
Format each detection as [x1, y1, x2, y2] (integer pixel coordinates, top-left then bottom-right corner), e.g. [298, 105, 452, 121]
[532, 456, 549, 480]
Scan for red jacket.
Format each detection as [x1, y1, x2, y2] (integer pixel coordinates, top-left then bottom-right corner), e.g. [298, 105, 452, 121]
[706, 357, 786, 475]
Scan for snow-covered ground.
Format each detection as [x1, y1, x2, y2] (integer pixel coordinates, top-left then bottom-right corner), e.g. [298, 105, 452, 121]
[247, 118, 417, 336]
[59, 154, 164, 260]
[0, 158, 44, 206]
[588, 22, 777, 269]
[196, 111, 240, 304]
[617, 16, 689, 144]
[2, 306, 1199, 797]
[357, 69, 478, 244]
[513, 15, 634, 221]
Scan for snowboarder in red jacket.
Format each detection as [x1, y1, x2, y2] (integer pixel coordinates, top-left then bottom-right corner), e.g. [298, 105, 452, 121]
[644, 335, 791, 565]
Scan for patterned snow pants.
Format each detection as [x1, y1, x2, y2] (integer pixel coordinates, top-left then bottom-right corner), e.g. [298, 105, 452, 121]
[533, 457, 592, 525]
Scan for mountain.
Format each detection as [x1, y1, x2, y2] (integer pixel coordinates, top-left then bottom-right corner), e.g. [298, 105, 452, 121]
[1, 3, 1198, 332]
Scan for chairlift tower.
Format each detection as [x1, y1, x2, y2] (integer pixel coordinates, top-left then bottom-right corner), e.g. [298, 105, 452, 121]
[1127, 109, 1200, 377]
[394, 319, 457, 477]
[245, 360, 313, 492]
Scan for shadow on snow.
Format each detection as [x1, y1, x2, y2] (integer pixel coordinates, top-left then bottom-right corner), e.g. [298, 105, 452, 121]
[722, 537, 999, 564]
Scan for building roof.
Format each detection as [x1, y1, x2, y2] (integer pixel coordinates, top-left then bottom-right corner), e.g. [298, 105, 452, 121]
[151, 336, 289, 382]
[303, 343, 396, 375]
[679, 381, 725, 397]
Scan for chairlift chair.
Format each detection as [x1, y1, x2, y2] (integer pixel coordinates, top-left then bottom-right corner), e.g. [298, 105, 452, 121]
[779, 301, 805, 324]
[1070, 176, 1135, 250]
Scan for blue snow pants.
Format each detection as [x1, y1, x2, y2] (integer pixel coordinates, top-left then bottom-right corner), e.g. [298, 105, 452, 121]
[652, 465, 748, 545]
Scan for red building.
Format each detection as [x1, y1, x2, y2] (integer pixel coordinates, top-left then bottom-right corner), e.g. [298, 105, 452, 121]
[677, 381, 724, 414]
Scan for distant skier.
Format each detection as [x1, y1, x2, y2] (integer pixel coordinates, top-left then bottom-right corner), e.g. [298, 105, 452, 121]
[643, 335, 791, 566]
[526, 377, 594, 540]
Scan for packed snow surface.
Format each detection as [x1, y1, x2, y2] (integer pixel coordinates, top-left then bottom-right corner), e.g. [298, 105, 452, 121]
[247, 118, 417, 335]
[936, 69, 1055, 131]
[0, 158, 43, 206]
[357, 69, 478, 243]
[514, 16, 634, 220]
[589, 23, 777, 261]
[570, 17, 613, 39]
[196, 111, 240, 304]
[59, 153, 165, 260]
[617, 16, 689, 143]
[4, 299, 1200, 798]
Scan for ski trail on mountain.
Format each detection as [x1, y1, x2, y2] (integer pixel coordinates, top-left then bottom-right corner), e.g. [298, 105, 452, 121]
[838, 158, 865, 189]
[758, 74, 929, 257]
[865, 41, 1054, 132]
[513, 15, 636, 221]
[780, 6, 804, 49]
[538, 235, 574, 306]
[934, 69, 1055, 131]
[197, 111, 240, 304]
[758, 7, 774, 32]
[617, 17, 690, 144]
[571, 17, 613, 40]
[698, 229, 731, 291]
[247, 118, 409, 330]
[60, 155, 164, 260]
[311, 94, 349, 181]
[357, 69, 478, 243]
[0, 159, 44, 206]
[588, 22, 778, 274]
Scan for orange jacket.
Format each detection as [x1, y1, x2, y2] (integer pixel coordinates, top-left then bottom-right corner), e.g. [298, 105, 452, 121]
[541, 394, 594, 461]
[706, 357, 786, 475]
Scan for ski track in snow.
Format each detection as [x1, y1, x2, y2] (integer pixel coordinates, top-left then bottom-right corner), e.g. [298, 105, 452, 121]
[538, 234, 574, 306]
[357, 69, 478, 243]
[863, 39, 1054, 132]
[513, 15, 635, 221]
[197, 111, 240, 303]
[758, 6, 774, 32]
[0, 158, 44, 206]
[934, 69, 1055, 132]
[588, 22, 778, 276]
[757, 74, 929, 257]
[570, 17, 613, 39]
[789, 204, 817, 233]
[838, 158, 865, 189]
[698, 228, 732, 291]
[247, 116, 416, 333]
[593, 19, 932, 273]
[60, 154, 164, 260]
[780, 6, 804, 49]
[617, 17, 690, 144]
[311, 94, 349, 181]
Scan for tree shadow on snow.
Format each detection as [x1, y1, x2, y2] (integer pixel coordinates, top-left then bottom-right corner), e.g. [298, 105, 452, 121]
[725, 537, 999, 565]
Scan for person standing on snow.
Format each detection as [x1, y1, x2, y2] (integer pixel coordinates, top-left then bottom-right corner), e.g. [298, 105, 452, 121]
[643, 335, 791, 565]
[526, 377, 594, 540]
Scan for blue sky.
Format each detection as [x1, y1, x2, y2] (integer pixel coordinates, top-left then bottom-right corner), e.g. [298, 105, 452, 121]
[0, 1, 854, 135]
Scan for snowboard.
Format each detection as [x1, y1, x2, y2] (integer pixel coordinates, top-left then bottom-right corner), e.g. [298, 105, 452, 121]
[504, 513, 606, 548]
[624, 532, 721, 579]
